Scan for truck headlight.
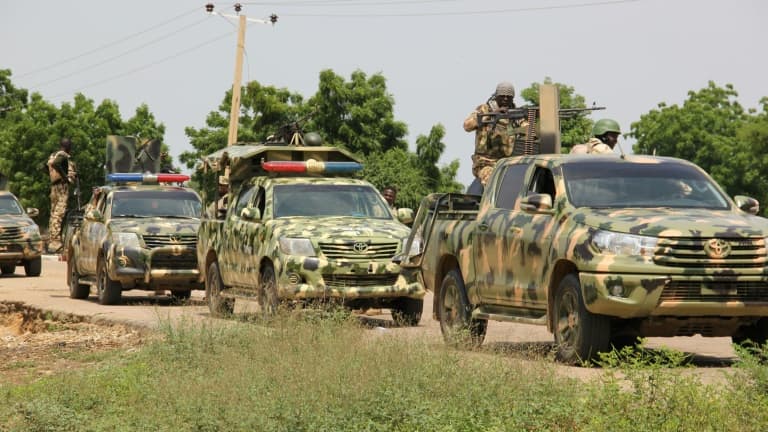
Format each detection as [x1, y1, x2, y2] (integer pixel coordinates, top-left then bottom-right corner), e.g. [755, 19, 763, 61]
[112, 232, 141, 249]
[592, 230, 657, 257]
[403, 233, 423, 256]
[21, 225, 39, 235]
[279, 237, 316, 256]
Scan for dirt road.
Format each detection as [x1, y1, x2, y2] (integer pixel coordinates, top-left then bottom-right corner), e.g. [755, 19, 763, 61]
[0, 256, 738, 367]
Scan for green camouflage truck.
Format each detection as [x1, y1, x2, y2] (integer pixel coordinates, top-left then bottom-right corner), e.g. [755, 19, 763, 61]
[196, 138, 423, 324]
[395, 153, 768, 363]
[65, 136, 203, 305]
[0, 191, 42, 277]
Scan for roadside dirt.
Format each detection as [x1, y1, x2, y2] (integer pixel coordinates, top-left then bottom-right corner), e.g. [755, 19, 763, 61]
[0, 301, 146, 385]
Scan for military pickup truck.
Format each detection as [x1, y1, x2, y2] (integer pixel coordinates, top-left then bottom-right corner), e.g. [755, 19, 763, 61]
[197, 137, 423, 324]
[65, 136, 203, 305]
[396, 153, 768, 363]
[0, 191, 42, 277]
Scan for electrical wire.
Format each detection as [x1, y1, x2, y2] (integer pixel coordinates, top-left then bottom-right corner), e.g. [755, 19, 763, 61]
[29, 16, 212, 90]
[16, 6, 202, 79]
[47, 31, 234, 101]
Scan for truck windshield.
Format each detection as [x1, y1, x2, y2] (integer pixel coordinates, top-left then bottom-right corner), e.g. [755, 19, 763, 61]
[111, 190, 201, 218]
[0, 195, 23, 215]
[273, 184, 392, 219]
[562, 161, 730, 209]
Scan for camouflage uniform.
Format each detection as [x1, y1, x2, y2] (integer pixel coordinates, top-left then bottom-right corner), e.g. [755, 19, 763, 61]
[47, 149, 76, 252]
[570, 138, 613, 155]
[464, 102, 528, 186]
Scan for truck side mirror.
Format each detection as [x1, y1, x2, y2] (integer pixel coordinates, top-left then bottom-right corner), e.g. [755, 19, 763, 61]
[85, 209, 103, 222]
[396, 208, 414, 225]
[26, 208, 39, 218]
[521, 193, 553, 212]
[734, 195, 759, 215]
[240, 207, 261, 221]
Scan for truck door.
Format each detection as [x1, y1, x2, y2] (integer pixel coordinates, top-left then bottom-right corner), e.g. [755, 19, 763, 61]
[473, 162, 530, 304]
[80, 192, 108, 275]
[498, 165, 557, 309]
[221, 184, 257, 286]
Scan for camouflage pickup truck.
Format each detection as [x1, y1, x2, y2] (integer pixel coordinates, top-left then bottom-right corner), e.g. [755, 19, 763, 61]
[396, 154, 768, 363]
[65, 136, 203, 305]
[0, 191, 42, 277]
[197, 139, 423, 324]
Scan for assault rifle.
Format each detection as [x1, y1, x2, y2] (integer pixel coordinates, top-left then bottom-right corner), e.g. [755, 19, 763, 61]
[476, 104, 605, 155]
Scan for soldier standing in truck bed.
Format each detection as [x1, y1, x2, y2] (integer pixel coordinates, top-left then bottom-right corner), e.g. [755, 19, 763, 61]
[464, 82, 529, 187]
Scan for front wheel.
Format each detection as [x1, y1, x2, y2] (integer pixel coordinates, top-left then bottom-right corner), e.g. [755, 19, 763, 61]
[24, 257, 42, 277]
[258, 263, 279, 317]
[438, 269, 487, 348]
[97, 258, 122, 305]
[1, 263, 15, 275]
[732, 318, 768, 348]
[391, 298, 423, 327]
[206, 261, 234, 317]
[554, 273, 610, 364]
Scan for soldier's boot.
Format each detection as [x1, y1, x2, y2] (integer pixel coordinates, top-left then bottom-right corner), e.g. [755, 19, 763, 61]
[47, 240, 62, 254]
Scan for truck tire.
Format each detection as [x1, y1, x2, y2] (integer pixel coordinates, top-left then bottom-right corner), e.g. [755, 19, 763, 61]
[258, 262, 278, 317]
[391, 298, 423, 327]
[207, 261, 234, 316]
[68, 255, 90, 299]
[24, 257, 42, 277]
[438, 269, 487, 348]
[1, 263, 15, 275]
[554, 273, 610, 364]
[732, 318, 768, 348]
[97, 258, 122, 305]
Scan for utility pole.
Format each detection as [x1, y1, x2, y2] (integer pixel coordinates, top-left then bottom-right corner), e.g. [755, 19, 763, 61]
[205, 3, 277, 146]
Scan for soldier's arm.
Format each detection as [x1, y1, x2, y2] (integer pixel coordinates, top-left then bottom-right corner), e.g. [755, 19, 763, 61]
[463, 105, 485, 131]
[52, 153, 70, 182]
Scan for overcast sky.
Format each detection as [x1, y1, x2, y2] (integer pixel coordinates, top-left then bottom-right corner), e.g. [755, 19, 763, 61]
[2, 0, 766, 187]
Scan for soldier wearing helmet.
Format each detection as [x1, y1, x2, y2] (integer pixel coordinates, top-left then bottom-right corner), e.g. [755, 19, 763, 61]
[463, 82, 528, 186]
[571, 118, 621, 154]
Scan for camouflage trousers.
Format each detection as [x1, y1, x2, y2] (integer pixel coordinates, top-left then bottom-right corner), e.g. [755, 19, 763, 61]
[471, 154, 499, 187]
[48, 183, 69, 250]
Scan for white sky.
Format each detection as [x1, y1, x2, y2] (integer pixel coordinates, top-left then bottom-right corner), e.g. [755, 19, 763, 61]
[2, 0, 766, 187]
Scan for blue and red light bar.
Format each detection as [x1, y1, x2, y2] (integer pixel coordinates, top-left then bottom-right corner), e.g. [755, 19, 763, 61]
[107, 173, 190, 184]
[261, 160, 362, 174]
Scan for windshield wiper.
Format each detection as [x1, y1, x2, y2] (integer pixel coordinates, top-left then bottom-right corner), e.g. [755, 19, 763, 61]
[113, 214, 149, 218]
[155, 215, 198, 219]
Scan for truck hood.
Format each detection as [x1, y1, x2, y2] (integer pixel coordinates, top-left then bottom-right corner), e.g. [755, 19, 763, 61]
[107, 218, 200, 236]
[573, 208, 768, 238]
[0, 214, 37, 228]
[271, 216, 410, 241]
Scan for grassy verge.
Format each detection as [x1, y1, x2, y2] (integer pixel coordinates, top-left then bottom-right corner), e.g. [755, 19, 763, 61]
[1, 311, 767, 431]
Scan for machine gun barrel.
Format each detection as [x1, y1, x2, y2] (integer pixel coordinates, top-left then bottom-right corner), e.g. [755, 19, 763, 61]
[476, 105, 605, 126]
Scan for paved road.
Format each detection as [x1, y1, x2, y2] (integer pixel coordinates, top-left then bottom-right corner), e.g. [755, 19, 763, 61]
[0, 255, 738, 368]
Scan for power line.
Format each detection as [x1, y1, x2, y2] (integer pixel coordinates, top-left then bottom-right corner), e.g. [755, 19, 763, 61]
[17, 6, 202, 79]
[29, 16, 211, 90]
[240, 0, 462, 5]
[277, 0, 639, 17]
[47, 31, 234, 101]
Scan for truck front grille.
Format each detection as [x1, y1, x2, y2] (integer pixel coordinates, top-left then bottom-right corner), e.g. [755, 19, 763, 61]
[660, 280, 768, 302]
[142, 234, 197, 249]
[0, 227, 23, 241]
[323, 273, 398, 290]
[653, 237, 767, 269]
[319, 241, 399, 260]
[152, 252, 197, 270]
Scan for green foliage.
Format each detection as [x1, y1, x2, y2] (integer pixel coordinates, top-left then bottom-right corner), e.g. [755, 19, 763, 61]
[629, 82, 768, 212]
[181, 69, 458, 206]
[520, 77, 596, 148]
[0, 71, 168, 229]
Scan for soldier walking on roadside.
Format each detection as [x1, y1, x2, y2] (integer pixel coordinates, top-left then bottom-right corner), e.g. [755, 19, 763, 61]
[464, 81, 529, 187]
[47, 138, 76, 253]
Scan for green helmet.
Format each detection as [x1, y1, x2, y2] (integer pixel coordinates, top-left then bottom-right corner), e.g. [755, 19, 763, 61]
[304, 132, 323, 146]
[494, 81, 515, 98]
[592, 118, 621, 137]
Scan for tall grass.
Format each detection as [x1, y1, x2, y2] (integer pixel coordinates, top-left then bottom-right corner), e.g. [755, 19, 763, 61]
[1, 311, 767, 431]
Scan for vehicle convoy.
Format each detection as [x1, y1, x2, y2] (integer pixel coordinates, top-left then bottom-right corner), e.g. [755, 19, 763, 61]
[197, 131, 423, 324]
[395, 153, 768, 363]
[0, 191, 42, 277]
[64, 136, 203, 305]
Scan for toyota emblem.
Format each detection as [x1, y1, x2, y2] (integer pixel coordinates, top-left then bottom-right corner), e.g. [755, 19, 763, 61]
[169, 234, 181, 245]
[704, 238, 731, 259]
[353, 242, 369, 253]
